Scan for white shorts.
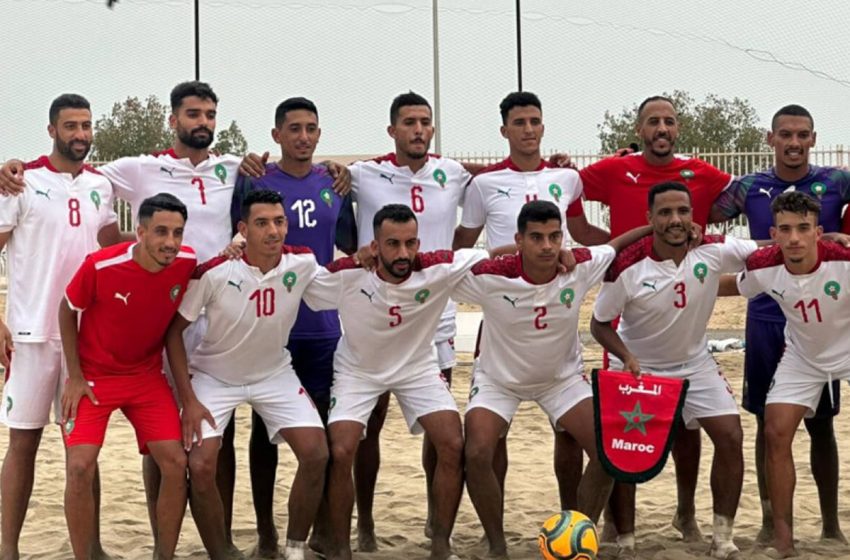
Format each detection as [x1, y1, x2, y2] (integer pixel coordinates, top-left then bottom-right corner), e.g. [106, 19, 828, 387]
[163, 314, 208, 400]
[328, 368, 458, 436]
[767, 348, 850, 417]
[466, 367, 592, 431]
[0, 340, 64, 429]
[610, 352, 739, 429]
[434, 311, 457, 370]
[191, 367, 324, 443]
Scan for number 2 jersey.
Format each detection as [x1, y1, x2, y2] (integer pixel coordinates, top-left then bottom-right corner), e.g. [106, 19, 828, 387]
[737, 241, 850, 373]
[594, 235, 756, 372]
[0, 156, 116, 342]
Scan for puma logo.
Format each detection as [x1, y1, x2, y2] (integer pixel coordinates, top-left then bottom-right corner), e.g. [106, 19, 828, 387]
[758, 187, 773, 198]
[227, 280, 243, 292]
[496, 188, 512, 199]
[642, 281, 657, 291]
[159, 166, 175, 177]
[379, 173, 394, 184]
[114, 292, 131, 305]
[502, 295, 519, 308]
[771, 289, 785, 300]
[625, 172, 640, 184]
[360, 289, 375, 302]
[35, 188, 51, 199]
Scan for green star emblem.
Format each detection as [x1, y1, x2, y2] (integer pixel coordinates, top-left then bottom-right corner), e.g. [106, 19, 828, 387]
[415, 288, 431, 304]
[811, 182, 826, 197]
[693, 262, 708, 284]
[824, 280, 841, 300]
[680, 169, 695, 179]
[319, 188, 334, 207]
[548, 183, 562, 202]
[433, 168, 446, 187]
[283, 272, 297, 293]
[169, 284, 181, 302]
[559, 288, 575, 308]
[620, 401, 654, 436]
[90, 191, 102, 210]
[214, 163, 227, 184]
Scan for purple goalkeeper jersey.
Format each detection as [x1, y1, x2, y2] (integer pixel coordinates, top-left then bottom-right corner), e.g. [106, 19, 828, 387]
[231, 163, 356, 339]
[714, 165, 850, 320]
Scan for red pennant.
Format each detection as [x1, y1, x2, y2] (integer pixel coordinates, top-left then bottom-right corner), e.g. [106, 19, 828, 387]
[592, 369, 688, 483]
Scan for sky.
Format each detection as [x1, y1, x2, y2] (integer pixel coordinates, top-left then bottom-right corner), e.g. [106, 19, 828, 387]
[3, 0, 850, 162]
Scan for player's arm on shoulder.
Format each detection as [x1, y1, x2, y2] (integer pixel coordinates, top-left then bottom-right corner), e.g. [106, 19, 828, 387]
[98, 157, 139, 199]
[303, 265, 347, 311]
[97, 222, 133, 247]
[709, 176, 746, 224]
[453, 225, 483, 250]
[335, 194, 358, 255]
[239, 151, 269, 178]
[0, 159, 26, 195]
[606, 225, 652, 254]
[319, 160, 351, 195]
[821, 232, 850, 248]
[717, 275, 741, 297]
[566, 203, 610, 246]
[455, 179, 485, 249]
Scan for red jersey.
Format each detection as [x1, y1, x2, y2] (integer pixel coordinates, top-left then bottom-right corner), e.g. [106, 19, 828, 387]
[579, 153, 732, 237]
[65, 241, 197, 378]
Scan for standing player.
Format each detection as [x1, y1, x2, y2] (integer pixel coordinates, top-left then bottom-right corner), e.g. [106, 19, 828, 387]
[302, 204, 492, 560]
[578, 95, 735, 548]
[167, 190, 329, 560]
[0, 94, 117, 560]
[732, 192, 850, 557]
[590, 182, 758, 559]
[454, 201, 650, 557]
[59, 193, 195, 560]
[453, 91, 608, 515]
[709, 105, 849, 543]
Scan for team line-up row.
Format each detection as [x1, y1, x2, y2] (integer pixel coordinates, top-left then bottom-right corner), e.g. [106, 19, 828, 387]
[0, 83, 848, 560]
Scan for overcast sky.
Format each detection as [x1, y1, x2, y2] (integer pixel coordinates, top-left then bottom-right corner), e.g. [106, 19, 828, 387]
[3, 0, 850, 161]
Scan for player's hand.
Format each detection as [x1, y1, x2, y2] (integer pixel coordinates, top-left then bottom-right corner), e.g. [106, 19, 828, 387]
[557, 248, 577, 273]
[239, 152, 269, 177]
[325, 161, 352, 195]
[623, 354, 642, 379]
[0, 159, 26, 196]
[0, 322, 13, 370]
[181, 397, 215, 451]
[61, 377, 98, 424]
[615, 143, 639, 157]
[353, 245, 376, 271]
[687, 222, 703, 248]
[219, 240, 245, 260]
[548, 153, 576, 170]
[822, 232, 850, 248]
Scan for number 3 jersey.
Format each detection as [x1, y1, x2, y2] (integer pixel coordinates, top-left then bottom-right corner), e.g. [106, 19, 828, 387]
[737, 241, 850, 373]
[594, 235, 756, 372]
[178, 246, 321, 385]
[303, 249, 488, 382]
[0, 156, 116, 342]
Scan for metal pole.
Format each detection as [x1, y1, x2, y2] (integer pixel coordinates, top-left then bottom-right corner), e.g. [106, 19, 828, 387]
[432, 0, 442, 153]
[194, 0, 200, 80]
[515, 0, 522, 91]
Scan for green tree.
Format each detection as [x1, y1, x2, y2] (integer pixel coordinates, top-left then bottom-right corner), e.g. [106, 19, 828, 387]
[91, 95, 172, 160]
[597, 90, 769, 159]
[213, 120, 248, 156]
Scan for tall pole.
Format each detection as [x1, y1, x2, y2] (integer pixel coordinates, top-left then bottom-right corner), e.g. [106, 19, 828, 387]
[194, 0, 200, 80]
[515, 0, 522, 91]
[432, 0, 442, 153]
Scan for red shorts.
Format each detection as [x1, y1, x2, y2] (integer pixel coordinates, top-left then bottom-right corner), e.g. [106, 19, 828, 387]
[62, 371, 180, 454]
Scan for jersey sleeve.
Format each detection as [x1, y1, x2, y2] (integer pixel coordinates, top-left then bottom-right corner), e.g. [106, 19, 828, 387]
[449, 248, 490, 283]
[719, 237, 759, 273]
[335, 194, 358, 254]
[65, 255, 97, 312]
[736, 268, 765, 299]
[0, 188, 29, 233]
[578, 158, 612, 204]
[583, 245, 617, 287]
[834, 168, 850, 204]
[302, 266, 344, 311]
[348, 162, 362, 201]
[459, 178, 486, 228]
[98, 157, 140, 201]
[457, 165, 473, 208]
[593, 274, 630, 323]
[178, 272, 214, 322]
[699, 160, 734, 198]
[711, 176, 748, 220]
[230, 175, 255, 235]
[451, 273, 485, 305]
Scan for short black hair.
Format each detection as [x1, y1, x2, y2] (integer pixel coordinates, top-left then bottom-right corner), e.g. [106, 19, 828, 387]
[372, 203, 417, 237]
[49, 94, 90, 125]
[137, 192, 188, 223]
[637, 95, 676, 122]
[499, 91, 542, 124]
[517, 200, 561, 234]
[241, 189, 284, 221]
[170, 81, 218, 112]
[648, 181, 691, 209]
[771, 191, 821, 219]
[275, 97, 318, 128]
[771, 104, 814, 131]
[389, 92, 431, 125]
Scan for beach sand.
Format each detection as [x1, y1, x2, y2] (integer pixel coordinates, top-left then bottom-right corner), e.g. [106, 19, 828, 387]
[2, 299, 849, 559]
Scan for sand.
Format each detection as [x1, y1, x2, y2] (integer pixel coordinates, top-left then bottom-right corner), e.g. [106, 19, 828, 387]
[2, 305, 849, 559]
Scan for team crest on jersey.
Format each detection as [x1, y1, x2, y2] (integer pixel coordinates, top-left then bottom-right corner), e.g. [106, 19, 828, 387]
[811, 182, 827, 198]
[680, 170, 695, 180]
[319, 188, 334, 207]
[693, 263, 708, 284]
[433, 168, 447, 188]
[90, 191, 102, 210]
[214, 164, 227, 184]
[824, 281, 841, 300]
[282, 272, 297, 292]
[559, 288, 575, 308]
[169, 284, 181, 302]
[414, 289, 431, 304]
[548, 183, 562, 203]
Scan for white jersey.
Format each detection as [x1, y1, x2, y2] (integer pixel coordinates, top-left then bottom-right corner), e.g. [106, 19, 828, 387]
[454, 245, 615, 390]
[0, 156, 116, 342]
[460, 158, 584, 249]
[350, 153, 470, 251]
[303, 248, 488, 383]
[737, 241, 850, 373]
[178, 246, 320, 385]
[594, 235, 757, 373]
[100, 148, 240, 261]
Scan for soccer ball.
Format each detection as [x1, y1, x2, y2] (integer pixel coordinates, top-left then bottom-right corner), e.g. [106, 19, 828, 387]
[538, 510, 599, 560]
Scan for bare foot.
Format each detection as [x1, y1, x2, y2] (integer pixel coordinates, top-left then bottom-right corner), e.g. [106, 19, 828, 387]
[672, 512, 703, 543]
[766, 545, 799, 559]
[599, 521, 618, 544]
[710, 540, 741, 560]
[250, 543, 280, 559]
[615, 545, 636, 560]
[757, 523, 775, 545]
[356, 528, 377, 553]
[821, 528, 848, 544]
[91, 545, 115, 560]
[308, 533, 329, 558]
[226, 543, 248, 559]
